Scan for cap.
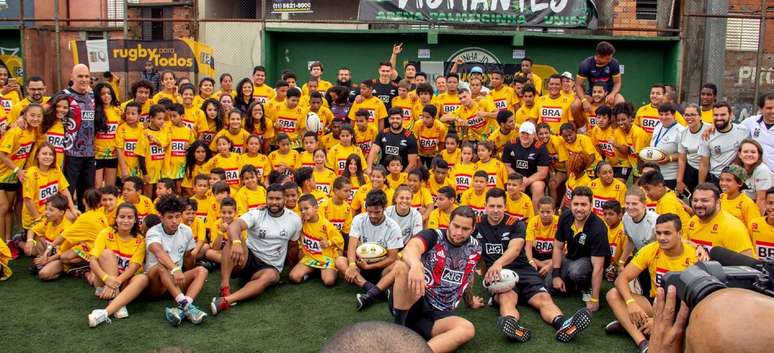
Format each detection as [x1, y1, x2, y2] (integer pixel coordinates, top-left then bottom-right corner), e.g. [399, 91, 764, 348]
[519, 121, 536, 135]
[470, 66, 484, 74]
[721, 164, 747, 184]
[561, 71, 573, 80]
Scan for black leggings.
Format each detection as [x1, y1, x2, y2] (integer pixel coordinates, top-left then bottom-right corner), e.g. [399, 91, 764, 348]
[64, 156, 96, 211]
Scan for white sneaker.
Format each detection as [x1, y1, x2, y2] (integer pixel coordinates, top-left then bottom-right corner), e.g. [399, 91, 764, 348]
[581, 290, 592, 302]
[114, 306, 129, 319]
[88, 309, 111, 328]
[94, 287, 104, 297]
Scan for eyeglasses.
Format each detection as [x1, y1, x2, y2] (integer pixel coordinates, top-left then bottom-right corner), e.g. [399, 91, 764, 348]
[684, 113, 700, 117]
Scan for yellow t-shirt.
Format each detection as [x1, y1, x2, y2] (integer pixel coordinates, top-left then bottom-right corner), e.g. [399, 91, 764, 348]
[61, 210, 109, 252]
[313, 167, 337, 195]
[39, 120, 66, 169]
[349, 96, 388, 131]
[181, 163, 209, 189]
[270, 103, 306, 148]
[89, 228, 145, 273]
[327, 144, 366, 175]
[564, 172, 592, 206]
[240, 153, 272, 183]
[120, 195, 157, 224]
[515, 104, 539, 126]
[721, 193, 762, 227]
[460, 188, 487, 216]
[0, 90, 21, 114]
[635, 104, 687, 138]
[188, 217, 207, 243]
[354, 124, 378, 156]
[428, 206, 455, 230]
[391, 95, 419, 129]
[236, 186, 267, 215]
[351, 183, 393, 213]
[411, 187, 433, 211]
[295, 151, 315, 170]
[386, 172, 408, 191]
[556, 134, 599, 165]
[686, 210, 753, 254]
[748, 216, 774, 259]
[475, 158, 508, 189]
[489, 128, 518, 155]
[612, 125, 650, 169]
[630, 241, 698, 297]
[433, 93, 462, 116]
[9, 96, 51, 121]
[454, 101, 497, 142]
[205, 152, 242, 189]
[121, 99, 152, 125]
[489, 86, 516, 113]
[151, 91, 182, 105]
[116, 123, 145, 177]
[589, 178, 627, 217]
[700, 107, 714, 124]
[22, 166, 70, 229]
[450, 162, 476, 193]
[268, 149, 300, 172]
[346, 174, 370, 203]
[192, 194, 214, 224]
[165, 124, 196, 179]
[526, 215, 559, 259]
[412, 120, 448, 157]
[301, 80, 333, 95]
[31, 217, 72, 243]
[608, 222, 627, 265]
[211, 128, 250, 154]
[0, 127, 35, 183]
[428, 173, 453, 202]
[590, 125, 619, 166]
[182, 106, 210, 137]
[506, 193, 534, 221]
[320, 200, 353, 234]
[655, 190, 691, 232]
[252, 84, 275, 104]
[321, 133, 340, 151]
[536, 94, 573, 133]
[135, 128, 169, 183]
[300, 218, 344, 268]
[441, 148, 461, 168]
[94, 106, 122, 160]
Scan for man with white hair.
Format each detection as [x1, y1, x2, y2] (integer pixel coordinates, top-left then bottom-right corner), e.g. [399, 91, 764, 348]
[63, 64, 96, 210]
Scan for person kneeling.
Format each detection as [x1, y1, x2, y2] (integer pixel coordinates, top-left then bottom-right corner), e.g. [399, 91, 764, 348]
[210, 183, 302, 315]
[392, 206, 485, 353]
[144, 196, 209, 326]
[605, 214, 697, 353]
[289, 195, 344, 287]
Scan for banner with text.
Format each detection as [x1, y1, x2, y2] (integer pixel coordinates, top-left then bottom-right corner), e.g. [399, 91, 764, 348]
[358, 0, 597, 28]
[71, 39, 215, 77]
[272, 0, 313, 14]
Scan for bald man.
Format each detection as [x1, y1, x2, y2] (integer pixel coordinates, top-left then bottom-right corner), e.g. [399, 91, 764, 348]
[62, 64, 96, 210]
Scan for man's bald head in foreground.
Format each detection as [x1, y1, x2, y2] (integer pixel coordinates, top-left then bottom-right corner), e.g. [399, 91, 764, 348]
[320, 321, 432, 353]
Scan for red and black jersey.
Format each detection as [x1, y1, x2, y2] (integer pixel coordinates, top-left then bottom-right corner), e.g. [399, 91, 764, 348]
[416, 229, 481, 312]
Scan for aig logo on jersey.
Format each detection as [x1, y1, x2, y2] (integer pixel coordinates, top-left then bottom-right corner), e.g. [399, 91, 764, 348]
[385, 146, 399, 155]
[516, 160, 528, 169]
[441, 268, 464, 284]
[485, 243, 503, 254]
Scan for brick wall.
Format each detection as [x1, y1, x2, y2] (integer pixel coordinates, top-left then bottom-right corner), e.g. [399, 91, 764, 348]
[611, 0, 657, 37]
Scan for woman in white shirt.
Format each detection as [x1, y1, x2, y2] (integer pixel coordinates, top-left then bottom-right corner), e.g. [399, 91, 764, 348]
[677, 104, 710, 195]
[734, 138, 773, 212]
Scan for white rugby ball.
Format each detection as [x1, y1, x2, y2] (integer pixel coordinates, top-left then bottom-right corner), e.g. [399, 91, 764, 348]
[306, 112, 322, 134]
[356, 242, 387, 264]
[483, 269, 519, 294]
[638, 147, 666, 162]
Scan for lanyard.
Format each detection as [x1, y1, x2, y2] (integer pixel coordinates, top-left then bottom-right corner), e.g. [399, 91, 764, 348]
[653, 122, 675, 148]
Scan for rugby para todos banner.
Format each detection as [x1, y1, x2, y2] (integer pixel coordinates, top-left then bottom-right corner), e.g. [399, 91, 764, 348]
[71, 39, 215, 77]
[358, 0, 598, 28]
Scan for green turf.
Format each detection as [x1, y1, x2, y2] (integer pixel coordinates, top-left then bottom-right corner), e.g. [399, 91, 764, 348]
[1, 257, 636, 353]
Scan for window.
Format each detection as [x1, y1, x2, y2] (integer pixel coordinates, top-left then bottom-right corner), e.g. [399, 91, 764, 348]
[106, 0, 124, 27]
[86, 31, 105, 40]
[635, 0, 658, 21]
[726, 17, 760, 51]
[141, 7, 172, 41]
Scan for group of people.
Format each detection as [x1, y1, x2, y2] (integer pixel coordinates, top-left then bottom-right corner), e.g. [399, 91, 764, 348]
[0, 40, 772, 353]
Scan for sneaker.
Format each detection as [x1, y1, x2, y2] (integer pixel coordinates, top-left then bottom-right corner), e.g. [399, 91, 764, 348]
[114, 306, 129, 319]
[219, 286, 231, 298]
[197, 260, 217, 271]
[28, 264, 41, 275]
[496, 315, 531, 342]
[210, 296, 230, 315]
[184, 303, 207, 325]
[581, 290, 592, 302]
[66, 265, 90, 278]
[88, 309, 111, 328]
[638, 340, 649, 353]
[164, 307, 184, 327]
[556, 308, 592, 343]
[604, 320, 625, 335]
[356, 292, 376, 312]
[94, 287, 104, 297]
[8, 241, 19, 260]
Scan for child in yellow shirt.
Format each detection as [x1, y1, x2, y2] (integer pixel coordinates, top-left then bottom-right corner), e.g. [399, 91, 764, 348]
[289, 194, 344, 287]
[440, 135, 461, 168]
[719, 165, 761, 226]
[205, 136, 242, 190]
[211, 110, 250, 154]
[385, 155, 408, 190]
[164, 103, 196, 186]
[136, 104, 169, 196]
[505, 172, 534, 222]
[460, 171, 489, 216]
[99, 185, 121, 226]
[296, 132, 318, 170]
[182, 198, 207, 262]
[241, 134, 272, 185]
[181, 140, 211, 195]
[320, 176, 353, 239]
[312, 148, 336, 195]
[116, 102, 145, 178]
[525, 196, 559, 277]
[428, 186, 456, 230]
[204, 197, 239, 264]
[120, 176, 158, 224]
[407, 167, 433, 223]
[268, 133, 300, 173]
[602, 200, 627, 281]
[23, 194, 71, 262]
[21, 143, 77, 230]
[235, 165, 267, 214]
[450, 142, 476, 195]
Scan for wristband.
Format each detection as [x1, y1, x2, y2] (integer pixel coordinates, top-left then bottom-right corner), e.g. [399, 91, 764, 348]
[100, 273, 110, 282]
[589, 297, 599, 303]
[528, 259, 536, 265]
[170, 266, 181, 274]
[349, 262, 356, 268]
[551, 268, 561, 278]
[625, 298, 636, 305]
[232, 239, 242, 245]
[12, 166, 19, 173]
[618, 259, 626, 265]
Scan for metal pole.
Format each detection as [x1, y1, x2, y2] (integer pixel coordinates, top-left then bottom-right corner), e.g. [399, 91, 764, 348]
[123, 0, 128, 37]
[54, 0, 62, 90]
[753, 2, 766, 108]
[19, 0, 26, 87]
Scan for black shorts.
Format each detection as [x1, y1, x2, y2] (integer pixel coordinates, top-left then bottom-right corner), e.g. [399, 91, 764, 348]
[0, 182, 20, 191]
[532, 251, 552, 262]
[361, 268, 383, 284]
[95, 158, 118, 169]
[232, 251, 277, 281]
[613, 167, 632, 181]
[406, 296, 457, 340]
[507, 265, 550, 303]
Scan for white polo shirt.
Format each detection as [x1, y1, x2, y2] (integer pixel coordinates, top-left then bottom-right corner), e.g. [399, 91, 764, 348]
[741, 115, 774, 171]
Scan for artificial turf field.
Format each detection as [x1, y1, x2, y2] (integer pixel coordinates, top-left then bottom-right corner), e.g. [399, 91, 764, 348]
[1, 257, 635, 353]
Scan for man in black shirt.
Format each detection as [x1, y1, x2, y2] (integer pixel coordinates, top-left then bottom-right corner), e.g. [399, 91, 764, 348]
[502, 121, 550, 208]
[374, 62, 398, 109]
[367, 108, 418, 172]
[549, 186, 610, 312]
[476, 189, 592, 343]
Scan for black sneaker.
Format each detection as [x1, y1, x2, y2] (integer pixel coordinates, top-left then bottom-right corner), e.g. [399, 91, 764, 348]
[556, 308, 592, 342]
[66, 265, 90, 278]
[604, 320, 625, 335]
[356, 292, 376, 311]
[197, 260, 217, 271]
[497, 315, 531, 342]
[28, 264, 41, 275]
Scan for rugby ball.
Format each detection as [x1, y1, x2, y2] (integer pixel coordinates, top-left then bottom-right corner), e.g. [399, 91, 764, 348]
[638, 147, 666, 162]
[306, 112, 322, 134]
[356, 243, 388, 264]
[483, 269, 519, 294]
